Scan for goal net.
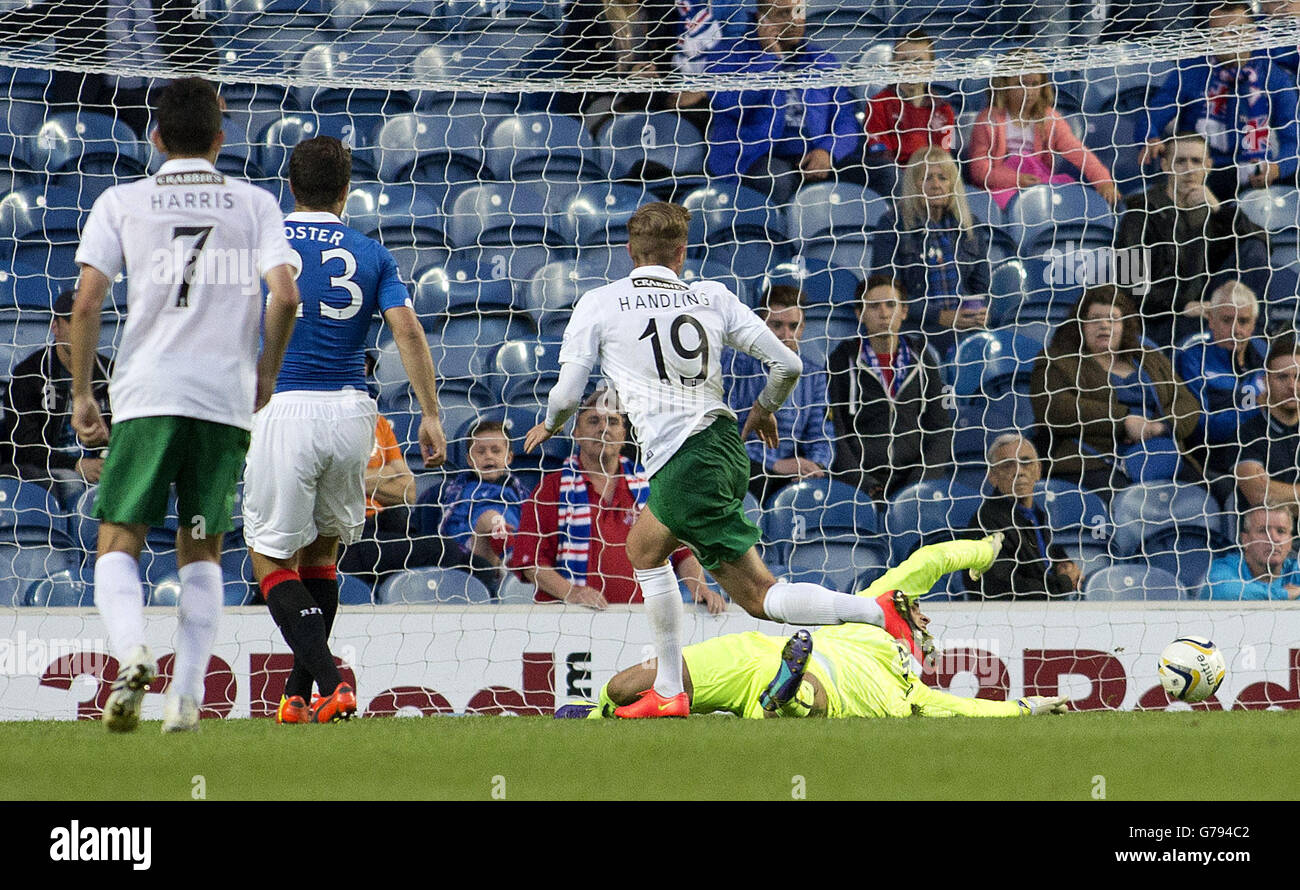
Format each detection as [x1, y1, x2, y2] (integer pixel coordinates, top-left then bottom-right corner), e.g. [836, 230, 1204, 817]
[2, 0, 1299, 718]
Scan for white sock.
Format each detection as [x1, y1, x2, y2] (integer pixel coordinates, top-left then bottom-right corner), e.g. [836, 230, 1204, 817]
[93, 551, 146, 660]
[763, 581, 885, 626]
[636, 564, 685, 698]
[174, 561, 223, 703]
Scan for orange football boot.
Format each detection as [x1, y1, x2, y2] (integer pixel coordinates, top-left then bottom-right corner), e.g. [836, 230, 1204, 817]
[309, 683, 357, 723]
[276, 695, 310, 724]
[613, 688, 689, 718]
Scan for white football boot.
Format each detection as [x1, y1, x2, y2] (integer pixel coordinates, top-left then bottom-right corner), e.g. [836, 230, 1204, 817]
[161, 693, 201, 733]
[103, 645, 157, 733]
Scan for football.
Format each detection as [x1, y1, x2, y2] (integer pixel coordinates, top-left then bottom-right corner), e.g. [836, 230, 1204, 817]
[1158, 637, 1228, 704]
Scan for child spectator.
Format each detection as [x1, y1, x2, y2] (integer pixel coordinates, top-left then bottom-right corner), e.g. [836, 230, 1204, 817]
[968, 62, 1118, 210]
[433, 419, 530, 574]
[861, 29, 957, 197]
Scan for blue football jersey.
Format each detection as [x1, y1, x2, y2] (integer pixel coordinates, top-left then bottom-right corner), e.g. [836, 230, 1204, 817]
[276, 211, 412, 393]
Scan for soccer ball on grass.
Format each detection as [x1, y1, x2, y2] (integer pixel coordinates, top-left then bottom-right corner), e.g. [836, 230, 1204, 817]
[1157, 637, 1226, 704]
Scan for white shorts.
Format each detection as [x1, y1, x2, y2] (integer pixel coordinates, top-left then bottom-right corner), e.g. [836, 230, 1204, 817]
[242, 389, 378, 559]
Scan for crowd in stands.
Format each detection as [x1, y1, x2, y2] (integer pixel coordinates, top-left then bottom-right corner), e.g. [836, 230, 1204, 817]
[5, 0, 1300, 604]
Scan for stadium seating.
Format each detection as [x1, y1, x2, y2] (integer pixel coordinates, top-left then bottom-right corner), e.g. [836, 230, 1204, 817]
[523, 259, 608, 339]
[0, 186, 87, 278]
[0, 544, 77, 590]
[597, 112, 708, 197]
[1032, 480, 1112, 578]
[550, 182, 649, 248]
[1082, 564, 1183, 601]
[1004, 183, 1116, 254]
[339, 573, 375, 605]
[484, 112, 597, 184]
[682, 184, 792, 283]
[29, 112, 147, 204]
[884, 480, 984, 567]
[345, 183, 454, 282]
[488, 339, 561, 405]
[1239, 187, 1300, 248]
[496, 571, 537, 604]
[376, 566, 493, 603]
[762, 479, 887, 591]
[20, 570, 87, 607]
[1110, 483, 1224, 592]
[374, 112, 486, 185]
[412, 265, 514, 321]
[295, 38, 423, 119]
[0, 477, 72, 547]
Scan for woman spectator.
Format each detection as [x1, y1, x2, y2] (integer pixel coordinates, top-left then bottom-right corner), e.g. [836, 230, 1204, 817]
[509, 390, 724, 612]
[871, 146, 991, 358]
[968, 66, 1119, 211]
[1030, 285, 1202, 500]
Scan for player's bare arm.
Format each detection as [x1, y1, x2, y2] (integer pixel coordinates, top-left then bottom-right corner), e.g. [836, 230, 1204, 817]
[385, 303, 446, 467]
[69, 264, 112, 446]
[525, 360, 590, 453]
[255, 264, 301, 412]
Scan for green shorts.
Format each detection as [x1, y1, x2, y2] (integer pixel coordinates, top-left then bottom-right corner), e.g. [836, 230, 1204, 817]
[646, 415, 760, 571]
[93, 416, 250, 536]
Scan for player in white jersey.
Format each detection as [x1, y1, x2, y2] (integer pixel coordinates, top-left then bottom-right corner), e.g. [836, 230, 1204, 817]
[242, 136, 447, 725]
[525, 202, 909, 718]
[70, 78, 302, 733]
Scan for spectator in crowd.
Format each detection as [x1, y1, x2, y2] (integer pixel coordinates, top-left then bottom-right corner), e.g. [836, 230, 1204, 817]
[0, 291, 112, 507]
[1141, 2, 1300, 199]
[0, 0, 213, 138]
[1201, 504, 1300, 600]
[723, 284, 833, 504]
[1175, 280, 1268, 475]
[860, 29, 957, 198]
[828, 276, 954, 500]
[871, 146, 991, 358]
[968, 61, 1119, 211]
[1116, 131, 1270, 346]
[420, 418, 531, 583]
[1232, 333, 1300, 507]
[705, 0, 861, 204]
[510, 390, 724, 612]
[336, 409, 445, 583]
[964, 433, 1082, 599]
[1030, 285, 1202, 499]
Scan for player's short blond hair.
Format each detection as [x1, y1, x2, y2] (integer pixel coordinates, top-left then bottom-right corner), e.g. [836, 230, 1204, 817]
[627, 202, 691, 266]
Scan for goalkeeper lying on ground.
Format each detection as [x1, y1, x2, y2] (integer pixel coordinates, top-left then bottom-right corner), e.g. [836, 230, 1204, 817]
[558, 538, 1069, 719]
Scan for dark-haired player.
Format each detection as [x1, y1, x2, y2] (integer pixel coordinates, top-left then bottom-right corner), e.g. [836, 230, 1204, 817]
[241, 136, 447, 724]
[71, 78, 302, 733]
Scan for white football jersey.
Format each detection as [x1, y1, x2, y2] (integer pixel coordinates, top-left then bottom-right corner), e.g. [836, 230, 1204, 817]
[75, 158, 300, 431]
[559, 264, 772, 476]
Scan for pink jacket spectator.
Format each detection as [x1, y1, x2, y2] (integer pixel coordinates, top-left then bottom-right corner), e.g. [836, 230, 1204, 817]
[968, 106, 1114, 200]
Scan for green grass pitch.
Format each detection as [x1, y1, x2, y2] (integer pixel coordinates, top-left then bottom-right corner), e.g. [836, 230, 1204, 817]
[2, 710, 1297, 801]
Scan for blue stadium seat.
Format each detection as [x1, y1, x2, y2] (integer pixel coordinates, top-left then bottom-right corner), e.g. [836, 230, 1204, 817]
[338, 572, 374, 605]
[762, 257, 863, 310]
[522, 259, 606, 337]
[1110, 483, 1224, 557]
[412, 265, 515, 321]
[436, 314, 538, 391]
[790, 182, 889, 243]
[679, 260, 750, 306]
[313, 112, 381, 178]
[0, 543, 77, 590]
[549, 182, 648, 247]
[447, 183, 558, 249]
[0, 133, 41, 196]
[1240, 187, 1300, 248]
[376, 566, 493, 603]
[950, 327, 1043, 398]
[988, 256, 1083, 327]
[488, 339, 561, 405]
[884, 480, 984, 565]
[327, 0, 440, 29]
[213, 120, 264, 180]
[598, 112, 708, 196]
[1083, 563, 1183, 601]
[345, 183, 455, 282]
[0, 261, 63, 311]
[1032, 479, 1112, 577]
[20, 569, 88, 607]
[762, 480, 881, 589]
[295, 39, 424, 118]
[501, 401, 569, 469]
[681, 183, 791, 279]
[1081, 61, 1178, 114]
[374, 112, 486, 185]
[30, 112, 148, 196]
[0, 186, 88, 278]
[0, 476, 72, 546]
[256, 114, 324, 178]
[570, 245, 633, 282]
[1004, 183, 1116, 254]
[409, 46, 529, 117]
[1084, 109, 1154, 197]
[146, 573, 182, 607]
[484, 113, 597, 183]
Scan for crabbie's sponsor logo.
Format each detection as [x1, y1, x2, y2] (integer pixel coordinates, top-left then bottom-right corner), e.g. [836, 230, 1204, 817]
[49, 821, 151, 871]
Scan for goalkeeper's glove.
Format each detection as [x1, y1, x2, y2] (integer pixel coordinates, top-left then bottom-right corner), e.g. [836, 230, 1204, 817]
[968, 532, 1005, 581]
[1016, 695, 1070, 716]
